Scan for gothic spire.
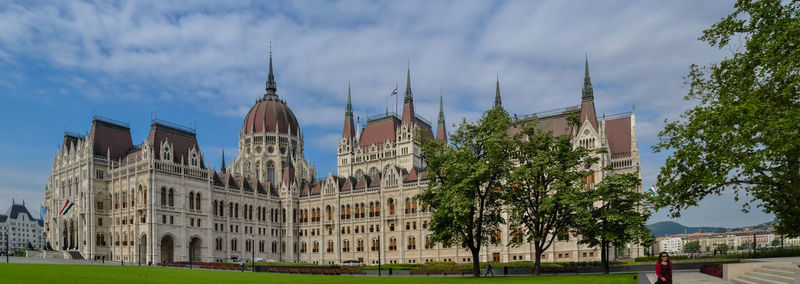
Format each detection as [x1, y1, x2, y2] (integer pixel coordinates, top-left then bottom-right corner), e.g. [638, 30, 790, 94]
[265, 42, 277, 97]
[436, 89, 447, 144]
[346, 81, 353, 118]
[221, 150, 226, 174]
[438, 90, 445, 125]
[582, 54, 594, 101]
[494, 75, 502, 109]
[404, 63, 413, 104]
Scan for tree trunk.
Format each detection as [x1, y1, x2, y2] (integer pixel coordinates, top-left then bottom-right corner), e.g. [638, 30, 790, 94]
[471, 248, 481, 277]
[601, 239, 609, 274]
[533, 246, 542, 276]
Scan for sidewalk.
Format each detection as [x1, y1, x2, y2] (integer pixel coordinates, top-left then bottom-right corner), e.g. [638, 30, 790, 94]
[642, 270, 729, 284]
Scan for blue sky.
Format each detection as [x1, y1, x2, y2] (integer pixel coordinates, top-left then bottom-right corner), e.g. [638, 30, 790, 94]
[0, 0, 774, 228]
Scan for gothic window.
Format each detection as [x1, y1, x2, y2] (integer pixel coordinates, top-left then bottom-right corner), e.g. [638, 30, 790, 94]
[168, 188, 174, 206]
[267, 161, 275, 184]
[191, 152, 198, 167]
[368, 167, 377, 178]
[407, 237, 416, 250]
[189, 192, 194, 209]
[195, 193, 201, 210]
[388, 199, 395, 215]
[160, 188, 166, 206]
[375, 201, 380, 216]
[213, 200, 217, 215]
[162, 145, 171, 161]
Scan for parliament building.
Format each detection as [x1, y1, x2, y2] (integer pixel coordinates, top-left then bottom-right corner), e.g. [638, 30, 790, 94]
[43, 53, 641, 265]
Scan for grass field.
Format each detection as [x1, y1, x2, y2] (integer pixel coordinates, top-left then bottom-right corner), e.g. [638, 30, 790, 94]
[0, 263, 637, 284]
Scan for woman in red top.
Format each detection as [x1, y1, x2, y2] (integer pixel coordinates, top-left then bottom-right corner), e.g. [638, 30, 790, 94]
[655, 252, 672, 284]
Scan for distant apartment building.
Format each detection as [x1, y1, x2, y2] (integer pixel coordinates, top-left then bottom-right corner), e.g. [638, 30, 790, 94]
[0, 200, 45, 251]
[657, 237, 682, 253]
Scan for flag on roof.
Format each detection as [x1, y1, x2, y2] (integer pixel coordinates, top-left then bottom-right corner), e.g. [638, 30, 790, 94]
[60, 200, 74, 215]
[391, 87, 398, 96]
[649, 185, 657, 196]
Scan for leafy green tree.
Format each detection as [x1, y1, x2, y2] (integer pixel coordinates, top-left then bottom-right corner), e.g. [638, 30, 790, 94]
[575, 172, 653, 274]
[716, 243, 729, 253]
[417, 107, 513, 277]
[771, 239, 780, 247]
[684, 241, 700, 253]
[653, 0, 800, 237]
[504, 116, 597, 275]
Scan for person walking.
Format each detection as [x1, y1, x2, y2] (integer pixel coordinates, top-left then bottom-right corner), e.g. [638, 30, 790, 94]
[485, 262, 494, 277]
[240, 260, 245, 272]
[655, 252, 672, 284]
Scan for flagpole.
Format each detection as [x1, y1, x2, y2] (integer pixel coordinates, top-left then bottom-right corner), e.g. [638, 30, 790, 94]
[395, 84, 398, 117]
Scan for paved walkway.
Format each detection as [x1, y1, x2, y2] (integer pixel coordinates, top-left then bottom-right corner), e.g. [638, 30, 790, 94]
[643, 270, 729, 284]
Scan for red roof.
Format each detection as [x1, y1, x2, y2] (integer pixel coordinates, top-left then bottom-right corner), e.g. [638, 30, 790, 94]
[90, 119, 133, 159]
[242, 95, 299, 136]
[605, 117, 632, 158]
[580, 101, 598, 130]
[359, 117, 399, 150]
[509, 110, 578, 138]
[147, 121, 204, 168]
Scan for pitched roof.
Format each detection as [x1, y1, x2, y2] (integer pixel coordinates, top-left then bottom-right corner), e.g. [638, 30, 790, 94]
[605, 116, 632, 158]
[509, 107, 580, 138]
[4, 203, 35, 221]
[147, 120, 204, 168]
[0, 215, 6, 223]
[359, 116, 400, 150]
[90, 117, 133, 159]
[369, 173, 382, 188]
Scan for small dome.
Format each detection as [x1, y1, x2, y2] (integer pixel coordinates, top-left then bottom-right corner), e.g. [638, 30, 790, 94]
[242, 95, 300, 136]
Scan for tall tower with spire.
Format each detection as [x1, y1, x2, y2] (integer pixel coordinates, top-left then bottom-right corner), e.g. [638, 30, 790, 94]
[401, 66, 416, 127]
[220, 150, 226, 174]
[265, 43, 277, 97]
[494, 76, 503, 109]
[342, 83, 355, 140]
[436, 92, 447, 144]
[580, 55, 598, 129]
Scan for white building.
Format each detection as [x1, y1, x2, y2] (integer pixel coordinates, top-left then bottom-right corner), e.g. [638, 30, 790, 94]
[658, 237, 682, 253]
[0, 200, 45, 252]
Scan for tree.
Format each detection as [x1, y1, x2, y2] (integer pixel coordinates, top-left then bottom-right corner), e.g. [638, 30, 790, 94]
[653, 0, 800, 237]
[575, 172, 654, 274]
[417, 107, 513, 277]
[684, 241, 700, 253]
[771, 239, 780, 247]
[717, 243, 729, 254]
[504, 116, 597, 275]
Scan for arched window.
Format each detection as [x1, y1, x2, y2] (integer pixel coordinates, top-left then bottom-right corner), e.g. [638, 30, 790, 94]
[368, 167, 377, 178]
[162, 146, 170, 161]
[405, 198, 410, 214]
[326, 206, 332, 221]
[229, 202, 233, 217]
[160, 188, 166, 206]
[389, 238, 397, 251]
[360, 203, 365, 218]
[267, 161, 275, 184]
[354, 204, 360, 219]
[369, 202, 375, 217]
[407, 237, 416, 250]
[388, 199, 395, 215]
[213, 200, 217, 215]
[235, 203, 239, 218]
[375, 201, 381, 216]
[189, 192, 195, 209]
[168, 189, 174, 206]
[195, 193, 201, 210]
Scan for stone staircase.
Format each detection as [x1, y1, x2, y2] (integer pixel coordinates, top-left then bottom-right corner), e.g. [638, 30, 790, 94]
[732, 263, 799, 284]
[67, 251, 84, 260]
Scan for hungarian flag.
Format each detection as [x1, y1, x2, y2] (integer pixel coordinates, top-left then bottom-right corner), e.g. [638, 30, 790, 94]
[649, 185, 657, 196]
[390, 87, 398, 96]
[60, 200, 75, 215]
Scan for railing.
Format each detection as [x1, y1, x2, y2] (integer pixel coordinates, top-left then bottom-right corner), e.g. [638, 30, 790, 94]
[367, 112, 399, 122]
[520, 105, 580, 120]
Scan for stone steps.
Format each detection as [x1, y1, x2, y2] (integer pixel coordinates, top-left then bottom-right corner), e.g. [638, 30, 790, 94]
[732, 263, 798, 284]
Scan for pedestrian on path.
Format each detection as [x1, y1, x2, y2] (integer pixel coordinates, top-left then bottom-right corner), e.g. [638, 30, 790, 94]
[485, 263, 494, 277]
[655, 252, 672, 284]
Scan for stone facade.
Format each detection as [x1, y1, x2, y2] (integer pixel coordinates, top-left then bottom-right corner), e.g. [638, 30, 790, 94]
[42, 54, 641, 265]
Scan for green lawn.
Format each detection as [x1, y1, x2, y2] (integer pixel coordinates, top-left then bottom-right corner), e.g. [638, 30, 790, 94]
[0, 263, 637, 284]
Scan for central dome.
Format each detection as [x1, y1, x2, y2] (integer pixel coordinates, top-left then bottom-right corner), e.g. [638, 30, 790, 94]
[242, 95, 299, 136]
[241, 51, 300, 137]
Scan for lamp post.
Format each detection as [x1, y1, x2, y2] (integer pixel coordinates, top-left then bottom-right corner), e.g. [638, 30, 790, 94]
[252, 241, 255, 273]
[5, 230, 9, 263]
[189, 240, 193, 270]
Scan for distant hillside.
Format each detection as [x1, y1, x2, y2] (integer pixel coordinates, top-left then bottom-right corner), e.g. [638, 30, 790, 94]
[647, 221, 727, 237]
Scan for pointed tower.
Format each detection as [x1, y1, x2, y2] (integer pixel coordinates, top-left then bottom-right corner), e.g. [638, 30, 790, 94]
[401, 66, 416, 127]
[494, 75, 503, 109]
[342, 82, 355, 140]
[220, 150, 227, 174]
[265, 44, 277, 97]
[580, 55, 598, 129]
[436, 91, 447, 144]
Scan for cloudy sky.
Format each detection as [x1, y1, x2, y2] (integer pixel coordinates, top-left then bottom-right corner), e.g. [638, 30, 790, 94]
[0, 0, 773, 228]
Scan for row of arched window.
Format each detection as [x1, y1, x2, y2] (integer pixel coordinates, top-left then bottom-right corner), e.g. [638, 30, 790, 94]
[211, 200, 285, 223]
